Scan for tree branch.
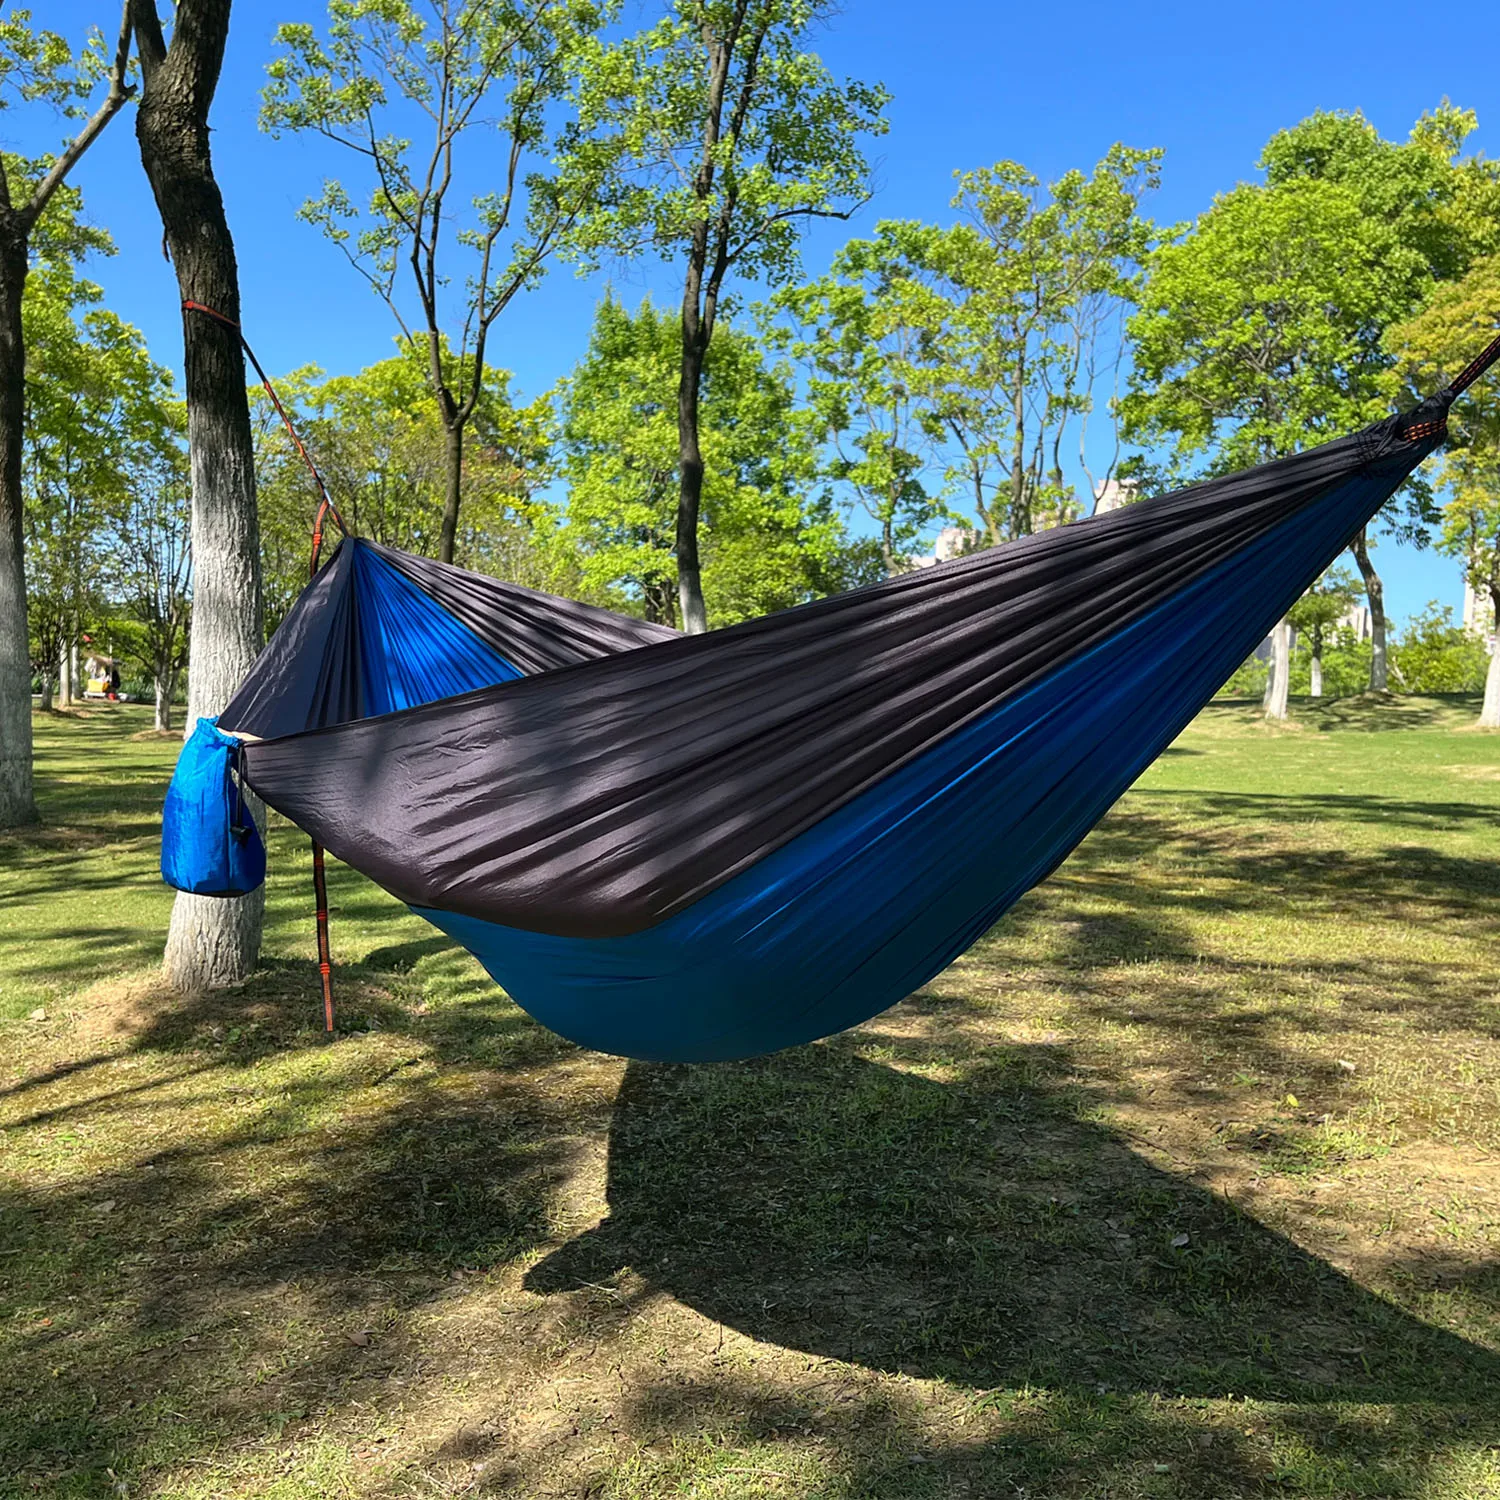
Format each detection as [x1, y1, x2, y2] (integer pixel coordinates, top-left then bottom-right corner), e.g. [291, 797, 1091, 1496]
[23, 2, 136, 230]
[127, 0, 166, 81]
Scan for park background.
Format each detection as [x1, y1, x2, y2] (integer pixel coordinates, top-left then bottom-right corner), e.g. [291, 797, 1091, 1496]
[20, 0, 1500, 630]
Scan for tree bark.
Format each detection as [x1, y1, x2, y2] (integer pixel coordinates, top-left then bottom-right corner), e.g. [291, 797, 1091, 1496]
[0, 229, 35, 824]
[132, 0, 265, 990]
[643, 576, 676, 628]
[672, 7, 753, 639]
[1349, 529, 1387, 693]
[1482, 585, 1500, 730]
[439, 420, 462, 565]
[1263, 618, 1291, 720]
[154, 675, 171, 733]
[1310, 648, 1323, 699]
[676, 305, 709, 634]
[58, 642, 72, 708]
[1008, 355, 1028, 540]
[880, 511, 897, 579]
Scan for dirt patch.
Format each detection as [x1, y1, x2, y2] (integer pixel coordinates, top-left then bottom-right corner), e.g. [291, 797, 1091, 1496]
[68, 974, 178, 1044]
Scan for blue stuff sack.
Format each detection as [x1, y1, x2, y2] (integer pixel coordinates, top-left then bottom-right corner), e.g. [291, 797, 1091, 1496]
[160, 717, 267, 896]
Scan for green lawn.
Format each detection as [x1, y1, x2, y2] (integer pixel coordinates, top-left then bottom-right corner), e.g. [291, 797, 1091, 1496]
[1, 698, 1498, 1499]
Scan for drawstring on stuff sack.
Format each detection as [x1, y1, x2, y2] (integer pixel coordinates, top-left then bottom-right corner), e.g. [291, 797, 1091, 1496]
[183, 298, 347, 1034]
[228, 736, 250, 838]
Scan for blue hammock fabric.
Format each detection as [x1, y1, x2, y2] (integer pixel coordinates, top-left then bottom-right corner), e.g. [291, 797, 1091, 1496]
[350, 543, 522, 714]
[165, 393, 1457, 1062]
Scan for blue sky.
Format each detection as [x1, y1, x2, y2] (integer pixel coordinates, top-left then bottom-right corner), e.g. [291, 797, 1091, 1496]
[21, 0, 1500, 624]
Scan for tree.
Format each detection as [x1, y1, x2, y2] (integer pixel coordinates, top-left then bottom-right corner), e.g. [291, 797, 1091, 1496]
[1391, 252, 1500, 726]
[1388, 602, 1491, 695]
[23, 251, 179, 712]
[1289, 624, 1371, 700]
[244, 363, 326, 632]
[130, 0, 266, 990]
[22, 254, 108, 709]
[1254, 106, 1500, 693]
[772, 245, 950, 574]
[1439, 457, 1500, 726]
[909, 147, 1159, 543]
[113, 424, 192, 732]
[568, 0, 888, 630]
[1123, 150, 1450, 717]
[262, 0, 608, 564]
[1286, 566, 1359, 698]
[0, 8, 133, 826]
[252, 344, 553, 629]
[558, 297, 680, 620]
[1124, 177, 1425, 468]
[557, 295, 869, 624]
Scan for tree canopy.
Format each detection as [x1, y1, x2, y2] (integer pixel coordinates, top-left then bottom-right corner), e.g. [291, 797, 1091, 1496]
[1392, 252, 1500, 724]
[557, 295, 875, 625]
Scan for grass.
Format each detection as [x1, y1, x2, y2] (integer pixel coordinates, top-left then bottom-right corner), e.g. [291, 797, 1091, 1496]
[0, 695, 1497, 1498]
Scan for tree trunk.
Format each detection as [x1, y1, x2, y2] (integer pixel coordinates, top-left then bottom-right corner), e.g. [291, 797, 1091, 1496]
[0, 230, 35, 826]
[58, 641, 72, 708]
[37, 673, 54, 711]
[1009, 359, 1028, 540]
[1263, 618, 1291, 720]
[676, 330, 709, 635]
[1349, 529, 1387, 693]
[439, 420, 462, 565]
[1310, 651, 1323, 699]
[881, 515, 897, 579]
[154, 675, 170, 733]
[643, 577, 676, 628]
[133, 0, 265, 990]
[1482, 586, 1500, 730]
[1480, 637, 1500, 729]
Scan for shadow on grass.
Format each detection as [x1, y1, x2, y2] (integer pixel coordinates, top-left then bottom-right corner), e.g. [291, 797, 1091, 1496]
[1208, 692, 1482, 731]
[6, 703, 1498, 1493]
[527, 1045, 1498, 1406]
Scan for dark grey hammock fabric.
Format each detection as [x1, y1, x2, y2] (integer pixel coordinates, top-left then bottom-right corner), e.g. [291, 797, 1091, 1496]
[221, 540, 677, 741]
[233, 401, 1447, 942]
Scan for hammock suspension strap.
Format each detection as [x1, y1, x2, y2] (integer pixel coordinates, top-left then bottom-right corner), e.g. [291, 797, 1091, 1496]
[183, 298, 342, 1035]
[1449, 326, 1500, 399]
[1398, 326, 1500, 444]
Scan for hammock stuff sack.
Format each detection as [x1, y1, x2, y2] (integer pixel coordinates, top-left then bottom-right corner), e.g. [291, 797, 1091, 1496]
[164, 391, 1453, 1063]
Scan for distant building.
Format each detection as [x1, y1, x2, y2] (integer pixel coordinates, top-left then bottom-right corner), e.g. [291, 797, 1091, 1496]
[1337, 602, 1373, 641]
[1092, 477, 1140, 514]
[934, 525, 980, 561]
[909, 525, 983, 570]
[1463, 576, 1496, 651]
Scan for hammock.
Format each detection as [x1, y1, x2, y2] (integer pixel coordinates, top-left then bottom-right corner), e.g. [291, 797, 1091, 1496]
[160, 364, 1483, 1063]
